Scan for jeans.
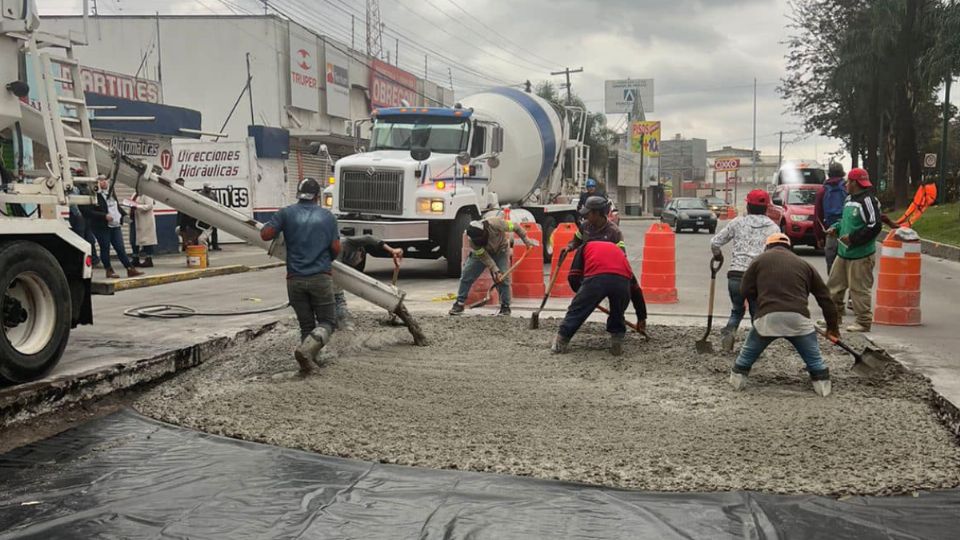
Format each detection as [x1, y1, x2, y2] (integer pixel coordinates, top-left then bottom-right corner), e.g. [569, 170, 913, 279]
[558, 274, 630, 339]
[723, 273, 755, 333]
[95, 227, 132, 270]
[287, 273, 336, 341]
[455, 250, 511, 307]
[734, 329, 827, 374]
[824, 235, 839, 275]
[334, 291, 349, 321]
[827, 254, 876, 327]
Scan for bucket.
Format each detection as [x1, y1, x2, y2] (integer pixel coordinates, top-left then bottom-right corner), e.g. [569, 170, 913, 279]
[186, 244, 208, 269]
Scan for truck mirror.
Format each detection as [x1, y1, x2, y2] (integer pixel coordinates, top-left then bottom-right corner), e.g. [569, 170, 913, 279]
[456, 152, 471, 166]
[411, 148, 432, 161]
[487, 156, 500, 169]
[492, 127, 504, 153]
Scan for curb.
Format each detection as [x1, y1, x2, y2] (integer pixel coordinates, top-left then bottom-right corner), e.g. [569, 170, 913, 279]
[917, 238, 960, 262]
[92, 261, 286, 295]
[0, 321, 280, 428]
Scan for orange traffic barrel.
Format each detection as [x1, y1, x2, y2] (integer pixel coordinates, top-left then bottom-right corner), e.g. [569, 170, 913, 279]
[511, 222, 546, 298]
[462, 232, 499, 307]
[725, 206, 738, 220]
[548, 222, 578, 298]
[641, 222, 678, 303]
[874, 228, 922, 326]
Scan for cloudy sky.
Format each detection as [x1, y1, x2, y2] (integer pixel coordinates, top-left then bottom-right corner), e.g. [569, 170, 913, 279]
[39, 0, 844, 162]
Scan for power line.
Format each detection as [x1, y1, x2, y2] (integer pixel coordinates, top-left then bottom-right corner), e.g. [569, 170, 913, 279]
[443, 0, 561, 68]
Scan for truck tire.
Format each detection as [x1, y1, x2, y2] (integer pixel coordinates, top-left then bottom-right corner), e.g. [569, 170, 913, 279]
[445, 211, 472, 278]
[541, 215, 558, 261]
[0, 241, 72, 383]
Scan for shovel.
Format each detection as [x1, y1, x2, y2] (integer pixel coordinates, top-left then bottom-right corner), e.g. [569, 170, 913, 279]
[467, 246, 532, 309]
[815, 327, 899, 377]
[530, 248, 570, 329]
[595, 305, 650, 341]
[695, 257, 723, 354]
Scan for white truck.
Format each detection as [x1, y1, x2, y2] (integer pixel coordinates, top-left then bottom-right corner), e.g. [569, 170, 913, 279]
[0, 1, 420, 383]
[324, 89, 589, 276]
[773, 159, 827, 187]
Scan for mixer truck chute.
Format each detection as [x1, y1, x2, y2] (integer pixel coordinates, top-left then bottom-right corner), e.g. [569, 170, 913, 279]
[326, 87, 583, 277]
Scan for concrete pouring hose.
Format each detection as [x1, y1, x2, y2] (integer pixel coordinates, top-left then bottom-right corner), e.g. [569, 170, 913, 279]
[123, 302, 290, 319]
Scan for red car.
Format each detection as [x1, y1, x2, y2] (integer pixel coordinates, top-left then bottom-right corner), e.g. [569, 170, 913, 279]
[767, 184, 820, 248]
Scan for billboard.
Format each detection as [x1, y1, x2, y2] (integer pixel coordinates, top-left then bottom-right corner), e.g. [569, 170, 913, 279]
[713, 158, 741, 172]
[289, 26, 319, 112]
[630, 121, 661, 157]
[370, 59, 417, 110]
[59, 64, 162, 104]
[605, 79, 654, 114]
[324, 42, 351, 119]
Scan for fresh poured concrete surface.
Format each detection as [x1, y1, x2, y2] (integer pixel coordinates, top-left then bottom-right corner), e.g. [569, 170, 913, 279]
[135, 315, 960, 496]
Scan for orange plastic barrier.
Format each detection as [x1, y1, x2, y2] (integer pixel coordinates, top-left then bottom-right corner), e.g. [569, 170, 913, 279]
[725, 206, 738, 220]
[511, 222, 546, 299]
[461, 232, 499, 307]
[640, 222, 678, 304]
[874, 229, 922, 326]
[548, 223, 578, 298]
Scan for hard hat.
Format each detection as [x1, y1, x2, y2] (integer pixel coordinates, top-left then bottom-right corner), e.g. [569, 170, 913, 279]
[466, 220, 488, 246]
[203, 182, 213, 190]
[765, 232, 791, 247]
[297, 177, 321, 199]
[579, 195, 609, 215]
[848, 168, 872, 188]
[745, 189, 770, 207]
[585, 178, 598, 188]
[828, 162, 845, 177]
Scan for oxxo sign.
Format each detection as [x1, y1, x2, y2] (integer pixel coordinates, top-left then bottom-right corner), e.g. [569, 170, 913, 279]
[713, 158, 741, 172]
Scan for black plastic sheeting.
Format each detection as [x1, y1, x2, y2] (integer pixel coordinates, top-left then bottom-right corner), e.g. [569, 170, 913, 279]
[2, 411, 959, 539]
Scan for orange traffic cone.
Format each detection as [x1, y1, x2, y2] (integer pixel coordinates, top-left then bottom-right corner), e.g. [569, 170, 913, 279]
[548, 223, 578, 298]
[874, 229, 922, 326]
[511, 222, 546, 299]
[641, 222, 679, 303]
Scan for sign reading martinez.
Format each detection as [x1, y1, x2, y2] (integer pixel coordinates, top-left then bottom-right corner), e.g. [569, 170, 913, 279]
[60, 64, 162, 103]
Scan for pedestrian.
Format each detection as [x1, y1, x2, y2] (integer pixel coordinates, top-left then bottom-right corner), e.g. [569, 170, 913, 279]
[709, 189, 779, 352]
[335, 235, 403, 329]
[567, 195, 625, 252]
[729, 233, 840, 397]
[551, 240, 647, 356]
[825, 167, 882, 333]
[201, 183, 221, 251]
[130, 192, 157, 267]
[260, 177, 340, 373]
[84, 175, 144, 279]
[174, 177, 203, 250]
[449, 215, 536, 316]
[814, 162, 847, 274]
[576, 178, 606, 214]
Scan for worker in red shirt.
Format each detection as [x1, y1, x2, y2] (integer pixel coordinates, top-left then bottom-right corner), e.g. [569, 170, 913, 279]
[551, 240, 646, 356]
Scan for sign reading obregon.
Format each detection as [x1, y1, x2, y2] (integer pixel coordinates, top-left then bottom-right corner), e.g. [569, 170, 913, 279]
[370, 59, 417, 110]
[289, 27, 319, 112]
[713, 158, 741, 172]
[324, 42, 350, 119]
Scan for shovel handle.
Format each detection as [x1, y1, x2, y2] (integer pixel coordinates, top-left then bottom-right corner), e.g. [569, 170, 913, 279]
[815, 327, 858, 356]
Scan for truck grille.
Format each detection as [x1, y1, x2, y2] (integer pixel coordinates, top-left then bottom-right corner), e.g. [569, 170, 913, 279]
[339, 168, 404, 215]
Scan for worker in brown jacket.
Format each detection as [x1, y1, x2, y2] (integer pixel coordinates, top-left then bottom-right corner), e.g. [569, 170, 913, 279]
[729, 233, 840, 397]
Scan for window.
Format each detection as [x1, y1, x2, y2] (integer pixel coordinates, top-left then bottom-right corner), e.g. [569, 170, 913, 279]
[675, 199, 707, 210]
[370, 116, 470, 154]
[787, 189, 818, 205]
[470, 125, 486, 158]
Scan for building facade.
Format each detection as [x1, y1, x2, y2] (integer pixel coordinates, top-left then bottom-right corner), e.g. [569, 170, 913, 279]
[660, 135, 707, 197]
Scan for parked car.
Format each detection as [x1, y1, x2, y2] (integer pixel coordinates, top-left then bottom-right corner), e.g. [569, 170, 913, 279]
[660, 197, 718, 233]
[767, 184, 820, 247]
[701, 195, 730, 218]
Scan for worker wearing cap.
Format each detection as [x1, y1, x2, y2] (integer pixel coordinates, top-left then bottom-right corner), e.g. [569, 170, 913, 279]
[709, 189, 779, 352]
[576, 178, 606, 214]
[335, 235, 403, 330]
[729, 233, 840, 397]
[260, 178, 340, 373]
[551, 240, 646, 356]
[449, 215, 536, 316]
[825, 167, 882, 333]
[568, 195, 625, 252]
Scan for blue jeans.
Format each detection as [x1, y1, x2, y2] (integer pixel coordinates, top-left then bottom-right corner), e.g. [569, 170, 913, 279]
[558, 274, 630, 339]
[95, 227, 132, 270]
[724, 274, 756, 333]
[455, 250, 511, 307]
[734, 329, 827, 374]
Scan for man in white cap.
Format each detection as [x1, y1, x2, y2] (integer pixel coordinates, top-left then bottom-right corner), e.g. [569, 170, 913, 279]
[449, 215, 536, 316]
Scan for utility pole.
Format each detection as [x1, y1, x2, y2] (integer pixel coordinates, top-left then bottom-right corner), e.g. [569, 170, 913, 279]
[155, 12, 162, 86]
[751, 77, 757, 183]
[351, 15, 355, 50]
[246, 52, 254, 126]
[424, 54, 428, 80]
[778, 130, 783, 168]
[395, 38, 399, 66]
[448, 68, 453, 91]
[938, 74, 952, 205]
[262, 0, 268, 15]
[550, 67, 583, 104]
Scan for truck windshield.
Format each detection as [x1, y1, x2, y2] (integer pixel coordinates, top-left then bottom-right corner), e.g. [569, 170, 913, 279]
[779, 168, 826, 185]
[787, 189, 818, 205]
[370, 116, 469, 154]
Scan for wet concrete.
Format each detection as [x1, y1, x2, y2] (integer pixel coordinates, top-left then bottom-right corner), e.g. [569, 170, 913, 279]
[135, 315, 960, 496]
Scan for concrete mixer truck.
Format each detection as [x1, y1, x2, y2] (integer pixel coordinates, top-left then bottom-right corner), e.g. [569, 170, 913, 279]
[324, 88, 588, 276]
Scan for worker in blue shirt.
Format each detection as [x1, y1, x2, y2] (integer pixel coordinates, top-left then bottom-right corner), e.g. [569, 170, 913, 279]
[261, 178, 340, 374]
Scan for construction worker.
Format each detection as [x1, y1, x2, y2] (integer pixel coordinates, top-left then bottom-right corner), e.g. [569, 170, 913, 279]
[814, 162, 848, 274]
[260, 178, 340, 373]
[710, 189, 779, 352]
[825, 167, 882, 333]
[551, 240, 646, 356]
[335, 235, 403, 329]
[729, 233, 839, 397]
[576, 178, 606, 214]
[568, 195, 625, 251]
[449, 215, 536, 316]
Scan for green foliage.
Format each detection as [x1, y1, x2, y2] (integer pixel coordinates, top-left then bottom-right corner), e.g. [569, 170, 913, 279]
[890, 202, 960, 245]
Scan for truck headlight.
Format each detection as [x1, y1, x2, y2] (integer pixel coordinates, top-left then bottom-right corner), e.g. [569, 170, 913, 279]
[790, 214, 807, 222]
[417, 197, 444, 214]
[323, 194, 333, 208]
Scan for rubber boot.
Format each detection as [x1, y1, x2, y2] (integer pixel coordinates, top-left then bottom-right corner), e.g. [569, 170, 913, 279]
[550, 334, 570, 354]
[720, 328, 735, 353]
[810, 368, 832, 397]
[729, 365, 750, 391]
[295, 326, 331, 372]
[609, 333, 625, 356]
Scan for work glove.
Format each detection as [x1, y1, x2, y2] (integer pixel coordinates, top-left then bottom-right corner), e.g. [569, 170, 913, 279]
[712, 252, 724, 265]
[492, 271, 505, 284]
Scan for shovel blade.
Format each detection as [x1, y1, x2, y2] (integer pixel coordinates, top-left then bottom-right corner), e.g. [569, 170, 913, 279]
[529, 312, 540, 329]
[850, 358, 878, 378]
[861, 348, 900, 372]
[695, 339, 714, 354]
